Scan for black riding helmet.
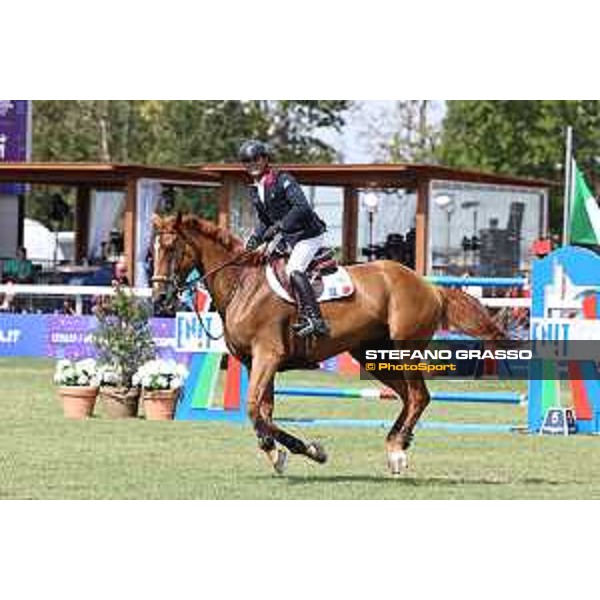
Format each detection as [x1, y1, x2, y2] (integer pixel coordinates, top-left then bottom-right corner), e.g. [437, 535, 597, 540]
[238, 139, 272, 163]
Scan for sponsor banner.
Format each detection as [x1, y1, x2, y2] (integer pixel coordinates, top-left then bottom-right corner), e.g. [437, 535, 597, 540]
[46, 315, 97, 359]
[151, 318, 180, 360]
[0, 313, 184, 360]
[530, 318, 600, 343]
[0, 313, 46, 356]
[175, 312, 227, 353]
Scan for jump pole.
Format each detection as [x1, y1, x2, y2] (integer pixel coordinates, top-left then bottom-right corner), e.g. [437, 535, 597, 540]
[274, 386, 524, 405]
[427, 276, 526, 288]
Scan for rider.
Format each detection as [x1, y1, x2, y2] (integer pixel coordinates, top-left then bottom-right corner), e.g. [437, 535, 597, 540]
[239, 139, 330, 338]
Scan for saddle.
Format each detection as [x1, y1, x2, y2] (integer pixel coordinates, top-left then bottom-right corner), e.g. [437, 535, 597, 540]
[265, 246, 354, 304]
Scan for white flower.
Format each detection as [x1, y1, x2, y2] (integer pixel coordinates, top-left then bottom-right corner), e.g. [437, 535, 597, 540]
[78, 358, 96, 372]
[133, 359, 189, 390]
[175, 364, 189, 379]
[97, 364, 121, 386]
[54, 358, 98, 387]
[56, 359, 71, 371]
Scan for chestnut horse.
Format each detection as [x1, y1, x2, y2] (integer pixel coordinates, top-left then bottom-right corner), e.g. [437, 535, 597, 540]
[152, 213, 505, 475]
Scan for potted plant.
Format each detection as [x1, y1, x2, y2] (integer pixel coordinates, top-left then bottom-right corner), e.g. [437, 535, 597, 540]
[92, 285, 156, 418]
[54, 358, 99, 419]
[133, 358, 189, 420]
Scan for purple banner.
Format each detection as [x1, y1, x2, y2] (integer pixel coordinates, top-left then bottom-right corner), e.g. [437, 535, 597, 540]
[46, 315, 97, 359]
[0, 100, 30, 195]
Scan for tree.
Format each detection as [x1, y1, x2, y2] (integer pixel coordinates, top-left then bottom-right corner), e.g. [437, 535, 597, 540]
[32, 100, 351, 164]
[438, 101, 600, 232]
[263, 100, 351, 161]
[355, 100, 442, 163]
[29, 100, 352, 227]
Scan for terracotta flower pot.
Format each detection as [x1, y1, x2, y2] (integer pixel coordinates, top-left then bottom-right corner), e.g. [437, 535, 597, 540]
[142, 389, 179, 421]
[58, 386, 98, 419]
[99, 386, 141, 419]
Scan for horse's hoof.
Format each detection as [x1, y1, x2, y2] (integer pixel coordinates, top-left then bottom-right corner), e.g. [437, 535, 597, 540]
[306, 442, 328, 464]
[387, 450, 408, 475]
[272, 449, 288, 475]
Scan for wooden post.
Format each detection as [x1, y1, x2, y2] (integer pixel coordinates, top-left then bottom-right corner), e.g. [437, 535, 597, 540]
[17, 193, 25, 248]
[123, 178, 137, 284]
[218, 176, 232, 229]
[415, 179, 430, 275]
[342, 186, 359, 264]
[74, 185, 90, 263]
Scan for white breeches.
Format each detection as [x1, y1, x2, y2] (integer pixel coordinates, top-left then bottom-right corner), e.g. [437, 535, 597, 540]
[285, 234, 326, 276]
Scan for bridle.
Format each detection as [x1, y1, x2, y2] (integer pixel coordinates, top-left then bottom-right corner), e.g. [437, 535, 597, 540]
[152, 228, 259, 341]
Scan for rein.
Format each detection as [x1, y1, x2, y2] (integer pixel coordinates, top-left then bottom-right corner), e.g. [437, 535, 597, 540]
[193, 247, 258, 286]
[153, 229, 262, 342]
[176, 249, 254, 342]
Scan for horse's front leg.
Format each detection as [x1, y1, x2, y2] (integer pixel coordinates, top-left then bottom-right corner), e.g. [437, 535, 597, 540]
[255, 379, 288, 474]
[248, 351, 327, 474]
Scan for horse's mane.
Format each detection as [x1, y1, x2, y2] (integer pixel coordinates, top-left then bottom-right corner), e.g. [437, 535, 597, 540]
[180, 214, 244, 253]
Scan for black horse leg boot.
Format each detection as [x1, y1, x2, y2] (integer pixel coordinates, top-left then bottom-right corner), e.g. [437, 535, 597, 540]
[289, 270, 330, 338]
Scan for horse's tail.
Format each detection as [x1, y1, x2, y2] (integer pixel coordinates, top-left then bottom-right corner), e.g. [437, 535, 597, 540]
[438, 287, 507, 341]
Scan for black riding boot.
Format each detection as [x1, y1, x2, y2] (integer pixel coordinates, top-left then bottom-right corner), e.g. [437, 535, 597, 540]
[289, 271, 330, 338]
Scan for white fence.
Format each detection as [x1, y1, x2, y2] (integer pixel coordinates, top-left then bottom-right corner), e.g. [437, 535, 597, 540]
[0, 282, 531, 315]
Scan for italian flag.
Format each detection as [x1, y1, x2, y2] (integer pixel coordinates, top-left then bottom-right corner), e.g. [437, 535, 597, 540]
[569, 161, 600, 246]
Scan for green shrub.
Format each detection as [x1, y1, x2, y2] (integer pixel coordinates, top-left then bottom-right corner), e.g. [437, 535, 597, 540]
[92, 286, 156, 388]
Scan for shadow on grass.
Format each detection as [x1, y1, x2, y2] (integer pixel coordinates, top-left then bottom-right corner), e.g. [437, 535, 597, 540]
[269, 474, 568, 487]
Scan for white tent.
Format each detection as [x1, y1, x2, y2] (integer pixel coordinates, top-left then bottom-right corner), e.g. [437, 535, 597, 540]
[23, 218, 65, 263]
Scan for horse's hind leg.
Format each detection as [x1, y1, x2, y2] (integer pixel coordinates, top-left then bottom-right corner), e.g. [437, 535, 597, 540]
[372, 377, 414, 474]
[384, 371, 430, 475]
[351, 349, 412, 474]
[351, 345, 432, 475]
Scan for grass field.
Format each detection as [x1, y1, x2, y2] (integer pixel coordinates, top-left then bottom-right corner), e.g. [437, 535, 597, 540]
[2, 357, 600, 499]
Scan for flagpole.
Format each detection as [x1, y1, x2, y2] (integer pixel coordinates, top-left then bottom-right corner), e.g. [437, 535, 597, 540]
[562, 126, 573, 246]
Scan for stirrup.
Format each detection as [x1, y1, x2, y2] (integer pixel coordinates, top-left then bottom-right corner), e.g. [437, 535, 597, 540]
[292, 315, 330, 338]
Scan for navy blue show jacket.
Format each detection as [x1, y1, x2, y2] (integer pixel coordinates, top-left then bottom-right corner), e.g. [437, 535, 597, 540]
[248, 170, 326, 246]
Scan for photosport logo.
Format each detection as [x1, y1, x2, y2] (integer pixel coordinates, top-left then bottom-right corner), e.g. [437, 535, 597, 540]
[359, 340, 600, 381]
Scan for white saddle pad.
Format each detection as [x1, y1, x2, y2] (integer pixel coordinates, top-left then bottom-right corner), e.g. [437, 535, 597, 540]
[265, 266, 355, 304]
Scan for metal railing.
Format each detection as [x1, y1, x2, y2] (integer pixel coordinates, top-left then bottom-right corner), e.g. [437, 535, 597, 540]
[0, 284, 152, 315]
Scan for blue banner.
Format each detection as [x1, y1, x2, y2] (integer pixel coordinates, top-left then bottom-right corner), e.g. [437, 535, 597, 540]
[0, 313, 46, 356]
